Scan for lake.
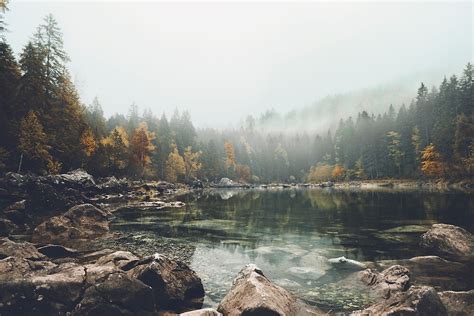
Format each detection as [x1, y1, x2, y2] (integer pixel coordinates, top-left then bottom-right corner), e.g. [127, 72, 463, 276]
[111, 188, 474, 312]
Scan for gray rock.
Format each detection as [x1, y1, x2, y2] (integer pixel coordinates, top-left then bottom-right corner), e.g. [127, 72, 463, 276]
[95, 250, 139, 270]
[180, 308, 222, 316]
[358, 265, 410, 299]
[126, 253, 205, 312]
[328, 256, 368, 270]
[0, 237, 46, 260]
[438, 290, 474, 316]
[420, 224, 474, 263]
[352, 286, 447, 316]
[217, 264, 322, 316]
[32, 204, 111, 245]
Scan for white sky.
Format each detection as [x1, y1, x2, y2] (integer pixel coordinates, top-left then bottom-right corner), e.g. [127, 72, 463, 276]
[5, 1, 473, 127]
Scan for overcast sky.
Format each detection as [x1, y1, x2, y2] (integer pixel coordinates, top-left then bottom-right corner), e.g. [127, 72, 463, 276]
[5, 1, 473, 127]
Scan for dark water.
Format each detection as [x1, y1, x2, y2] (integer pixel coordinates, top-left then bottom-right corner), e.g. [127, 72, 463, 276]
[111, 188, 474, 311]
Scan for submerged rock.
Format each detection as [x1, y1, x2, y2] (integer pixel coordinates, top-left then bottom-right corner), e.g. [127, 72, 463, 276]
[352, 285, 447, 316]
[217, 264, 321, 315]
[37, 244, 79, 259]
[328, 256, 368, 270]
[180, 308, 222, 316]
[438, 290, 474, 316]
[32, 204, 111, 245]
[420, 224, 474, 263]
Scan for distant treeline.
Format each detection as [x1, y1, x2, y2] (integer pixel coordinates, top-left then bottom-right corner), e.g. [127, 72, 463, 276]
[0, 12, 472, 182]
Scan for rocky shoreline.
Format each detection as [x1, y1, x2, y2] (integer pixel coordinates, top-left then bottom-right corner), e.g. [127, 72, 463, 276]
[0, 170, 473, 315]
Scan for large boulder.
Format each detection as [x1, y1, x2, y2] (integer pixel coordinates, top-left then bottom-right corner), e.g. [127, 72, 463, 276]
[32, 204, 111, 245]
[377, 256, 472, 291]
[0, 239, 156, 316]
[217, 264, 321, 316]
[73, 263, 156, 316]
[351, 286, 447, 316]
[126, 253, 205, 312]
[358, 265, 411, 299]
[0, 237, 46, 260]
[438, 290, 474, 316]
[420, 224, 474, 263]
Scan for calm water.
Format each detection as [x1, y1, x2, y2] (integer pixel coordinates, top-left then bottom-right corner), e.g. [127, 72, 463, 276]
[111, 188, 474, 312]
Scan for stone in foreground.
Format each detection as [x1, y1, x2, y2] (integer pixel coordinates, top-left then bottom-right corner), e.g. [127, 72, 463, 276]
[420, 224, 474, 263]
[351, 286, 447, 316]
[217, 264, 321, 316]
[127, 253, 205, 312]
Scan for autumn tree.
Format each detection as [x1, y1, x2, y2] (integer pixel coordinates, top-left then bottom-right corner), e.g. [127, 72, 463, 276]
[224, 140, 236, 178]
[102, 127, 129, 175]
[80, 129, 97, 163]
[165, 144, 185, 182]
[235, 164, 251, 182]
[421, 143, 444, 177]
[129, 123, 155, 178]
[18, 111, 54, 172]
[183, 146, 201, 182]
[307, 163, 333, 183]
[332, 165, 345, 181]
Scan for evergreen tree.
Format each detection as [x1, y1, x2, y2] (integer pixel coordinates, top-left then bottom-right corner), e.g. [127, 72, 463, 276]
[18, 111, 53, 172]
[0, 41, 21, 154]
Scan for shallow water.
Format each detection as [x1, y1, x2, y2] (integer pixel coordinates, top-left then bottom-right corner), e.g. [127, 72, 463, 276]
[111, 188, 474, 312]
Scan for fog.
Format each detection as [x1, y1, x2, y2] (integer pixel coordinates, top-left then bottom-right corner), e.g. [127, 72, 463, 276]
[5, 1, 472, 128]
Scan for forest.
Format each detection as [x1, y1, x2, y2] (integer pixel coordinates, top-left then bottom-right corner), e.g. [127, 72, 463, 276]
[0, 12, 473, 183]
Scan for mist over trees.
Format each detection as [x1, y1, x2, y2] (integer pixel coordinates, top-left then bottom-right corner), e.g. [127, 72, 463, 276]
[0, 11, 472, 183]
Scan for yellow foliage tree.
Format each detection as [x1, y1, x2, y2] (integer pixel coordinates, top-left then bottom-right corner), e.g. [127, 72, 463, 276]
[307, 163, 333, 183]
[421, 143, 444, 177]
[332, 165, 345, 181]
[130, 123, 155, 177]
[235, 164, 252, 182]
[80, 129, 97, 158]
[224, 140, 236, 169]
[165, 144, 185, 182]
[101, 126, 129, 173]
[183, 146, 201, 181]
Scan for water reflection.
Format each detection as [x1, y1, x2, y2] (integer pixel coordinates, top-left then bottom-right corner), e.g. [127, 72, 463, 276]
[112, 188, 473, 312]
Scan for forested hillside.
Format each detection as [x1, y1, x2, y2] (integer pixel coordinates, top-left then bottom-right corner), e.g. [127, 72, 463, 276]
[0, 12, 472, 183]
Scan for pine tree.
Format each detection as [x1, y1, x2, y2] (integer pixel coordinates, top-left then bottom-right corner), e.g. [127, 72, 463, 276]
[85, 97, 107, 139]
[18, 111, 53, 172]
[453, 114, 474, 170]
[33, 14, 69, 90]
[0, 41, 21, 154]
[387, 131, 403, 177]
